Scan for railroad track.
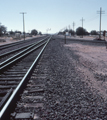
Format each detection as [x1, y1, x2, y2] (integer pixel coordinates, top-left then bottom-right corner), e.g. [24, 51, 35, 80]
[0, 35, 46, 51]
[0, 36, 49, 63]
[0, 36, 52, 120]
[0, 36, 50, 71]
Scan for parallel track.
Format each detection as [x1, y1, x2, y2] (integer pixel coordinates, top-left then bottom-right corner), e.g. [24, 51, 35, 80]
[0, 36, 49, 71]
[0, 36, 52, 120]
[0, 36, 49, 63]
[0, 36, 47, 51]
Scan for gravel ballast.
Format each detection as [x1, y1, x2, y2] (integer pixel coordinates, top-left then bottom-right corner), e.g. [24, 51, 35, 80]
[41, 36, 107, 119]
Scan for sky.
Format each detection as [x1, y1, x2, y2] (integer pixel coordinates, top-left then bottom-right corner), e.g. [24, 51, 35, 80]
[0, 0, 107, 34]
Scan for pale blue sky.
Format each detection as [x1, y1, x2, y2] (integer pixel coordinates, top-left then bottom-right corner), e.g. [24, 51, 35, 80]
[0, 0, 107, 33]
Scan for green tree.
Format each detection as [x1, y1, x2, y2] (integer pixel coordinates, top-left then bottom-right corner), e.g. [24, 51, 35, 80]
[9, 30, 15, 35]
[58, 32, 64, 35]
[0, 25, 7, 36]
[69, 29, 75, 36]
[90, 30, 98, 35]
[76, 27, 88, 36]
[31, 29, 38, 35]
[15, 30, 22, 34]
[39, 31, 42, 35]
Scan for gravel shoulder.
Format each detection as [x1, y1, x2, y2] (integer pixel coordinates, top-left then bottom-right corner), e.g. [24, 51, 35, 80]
[65, 40, 107, 100]
[41, 36, 107, 119]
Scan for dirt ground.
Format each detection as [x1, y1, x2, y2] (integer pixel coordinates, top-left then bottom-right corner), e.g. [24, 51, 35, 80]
[64, 41, 107, 101]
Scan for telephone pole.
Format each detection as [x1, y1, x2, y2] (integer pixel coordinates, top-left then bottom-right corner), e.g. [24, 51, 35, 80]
[97, 7, 105, 40]
[68, 25, 70, 36]
[80, 17, 85, 38]
[73, 22, 75, 36]
[68, 25, 70, 30]
[20, 12, 26, 40]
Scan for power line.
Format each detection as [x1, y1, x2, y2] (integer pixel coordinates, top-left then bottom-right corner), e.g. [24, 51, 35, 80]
[97, 7, 105, 39]
[85, 15, 99, 23]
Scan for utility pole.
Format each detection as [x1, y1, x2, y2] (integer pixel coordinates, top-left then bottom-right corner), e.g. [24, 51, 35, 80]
[68, 25, 70, 30]
[20, 12, 26, 40]
[0, 23, 1, 28]
[64, 27, 66, 44]
[80, 17, 85, 38]
[68, 25, 70, 36]
[73, 22, 75, 36]
[97, 7, 105, 40]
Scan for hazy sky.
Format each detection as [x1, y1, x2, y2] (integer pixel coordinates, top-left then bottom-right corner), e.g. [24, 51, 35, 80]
[0, 0, 107, 34]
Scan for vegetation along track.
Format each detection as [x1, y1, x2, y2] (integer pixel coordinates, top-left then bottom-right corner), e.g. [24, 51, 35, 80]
[0, 36, 52, 120]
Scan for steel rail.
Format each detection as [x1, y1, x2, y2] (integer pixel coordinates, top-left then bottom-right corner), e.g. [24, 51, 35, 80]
[0, 36, 49, 58]
[0, 38, 33, 50]
[0, 42, 35, 58]
[0, 36, 49, 67]
[0, 36, 52, 120]
[0, 35, 47, 50]
[0, 41, 47, 72]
